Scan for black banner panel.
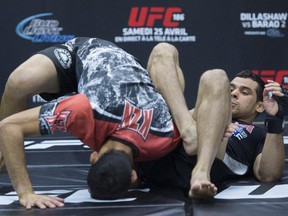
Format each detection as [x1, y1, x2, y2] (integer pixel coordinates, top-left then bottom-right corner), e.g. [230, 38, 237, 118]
[1, 0, 288, 112]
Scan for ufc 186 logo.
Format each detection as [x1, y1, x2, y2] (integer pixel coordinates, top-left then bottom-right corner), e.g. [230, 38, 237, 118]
[253, 70, 288, 88]
[128, 7, 185, 27]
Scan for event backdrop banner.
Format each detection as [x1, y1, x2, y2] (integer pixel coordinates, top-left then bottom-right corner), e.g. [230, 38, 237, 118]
[0, 0, 288, 120]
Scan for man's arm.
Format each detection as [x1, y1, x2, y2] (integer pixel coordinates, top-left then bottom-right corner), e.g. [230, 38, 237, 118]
[0, 107, 64, 209]
[254, 133, 285, 182]
[254, 80, 286, 182]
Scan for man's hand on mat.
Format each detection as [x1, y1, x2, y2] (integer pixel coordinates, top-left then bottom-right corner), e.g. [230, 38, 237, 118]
[19, 193, 64, 209]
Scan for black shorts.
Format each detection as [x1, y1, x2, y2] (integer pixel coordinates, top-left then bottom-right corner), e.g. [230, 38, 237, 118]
[37, 44, 78, 101]
[137, 145, 241, 191]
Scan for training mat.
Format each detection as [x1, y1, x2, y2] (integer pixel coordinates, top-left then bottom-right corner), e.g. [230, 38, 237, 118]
[0, 136, 288, 216]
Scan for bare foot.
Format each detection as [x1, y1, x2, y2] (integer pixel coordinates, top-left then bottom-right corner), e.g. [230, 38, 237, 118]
[189, 169, 217, 199]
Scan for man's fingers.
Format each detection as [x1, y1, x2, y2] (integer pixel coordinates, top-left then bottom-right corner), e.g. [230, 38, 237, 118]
[21, 195, 64, 209]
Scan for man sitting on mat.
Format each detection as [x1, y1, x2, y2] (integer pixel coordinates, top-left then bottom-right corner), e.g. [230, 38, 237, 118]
[137, 68, 288, 198]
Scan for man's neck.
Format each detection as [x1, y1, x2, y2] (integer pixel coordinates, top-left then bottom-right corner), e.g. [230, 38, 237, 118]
[98, 140, 133, 158]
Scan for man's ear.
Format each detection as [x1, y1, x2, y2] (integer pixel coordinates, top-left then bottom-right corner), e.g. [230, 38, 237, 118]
[131, 169, 138, 184]
[256, 101, 265, 114]
[90, 151, 99, 164]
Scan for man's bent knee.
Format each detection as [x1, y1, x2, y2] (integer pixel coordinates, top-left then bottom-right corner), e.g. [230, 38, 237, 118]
[200, 69, 229, 92]
[150, 42, 179, 60]
[4, 68, 34, 100]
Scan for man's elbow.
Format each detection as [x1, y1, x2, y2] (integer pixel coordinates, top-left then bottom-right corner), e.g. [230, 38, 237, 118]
[0, 119, 13, 137]
[0, 118, 19, 144]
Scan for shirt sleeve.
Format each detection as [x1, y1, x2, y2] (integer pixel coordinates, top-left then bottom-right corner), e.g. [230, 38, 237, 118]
[39, 94, 94, 142]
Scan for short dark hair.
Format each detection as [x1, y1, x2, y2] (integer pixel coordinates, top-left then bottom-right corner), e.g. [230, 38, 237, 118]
[235, 70, 265, 102]
[87, 149, 133, 199]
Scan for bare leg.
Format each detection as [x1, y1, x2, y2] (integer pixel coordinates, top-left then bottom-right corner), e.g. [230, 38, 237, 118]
[147, 43, 197, 154]
[190, 69, 231, 198]
[147, 44, 231, 198]
[0, 54, 60, 121]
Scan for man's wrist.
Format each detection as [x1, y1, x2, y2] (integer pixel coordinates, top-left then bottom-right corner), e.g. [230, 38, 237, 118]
[265, 115, 284, 134]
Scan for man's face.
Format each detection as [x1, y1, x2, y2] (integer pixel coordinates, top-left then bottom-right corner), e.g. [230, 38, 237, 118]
[230, 77, 260, 122]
